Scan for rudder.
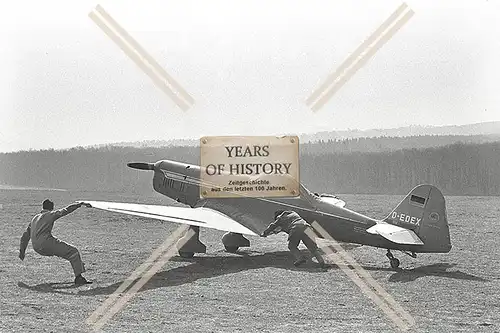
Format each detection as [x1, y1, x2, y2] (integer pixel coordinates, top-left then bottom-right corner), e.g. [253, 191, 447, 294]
[383, 184, 452, 253]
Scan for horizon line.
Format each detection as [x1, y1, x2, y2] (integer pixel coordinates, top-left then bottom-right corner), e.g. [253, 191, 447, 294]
[1, 120, 499, 154]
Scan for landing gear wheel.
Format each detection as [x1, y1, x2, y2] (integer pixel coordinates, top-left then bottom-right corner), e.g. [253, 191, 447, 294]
[386, 249, 400, 269]
[179, 251, 194, 258]
[224, 246, 239, 253]
[176, 226, 206, 257]
[222, 232, 249, 253]
[390, 258, 400, 269]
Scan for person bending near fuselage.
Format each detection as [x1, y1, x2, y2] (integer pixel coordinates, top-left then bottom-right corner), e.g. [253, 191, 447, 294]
[19, 199, 92, 285]
[261, 210, 327, 268]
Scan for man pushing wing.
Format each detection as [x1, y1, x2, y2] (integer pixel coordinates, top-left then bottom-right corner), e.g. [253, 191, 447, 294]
[261, 210, 328, 268]
[19, 199, 92, 285]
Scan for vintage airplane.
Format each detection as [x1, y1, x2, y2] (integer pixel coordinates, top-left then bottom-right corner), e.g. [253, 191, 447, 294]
[80, 159, 452, 269]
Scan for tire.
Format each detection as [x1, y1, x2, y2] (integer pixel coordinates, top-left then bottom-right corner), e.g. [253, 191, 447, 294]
[390, 258, 400, 269]
[224, 246, 239, 253]
[179, 251, 195, 258]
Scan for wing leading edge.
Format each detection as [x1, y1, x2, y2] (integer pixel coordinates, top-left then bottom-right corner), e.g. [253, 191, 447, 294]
[79, 201, 258, 236]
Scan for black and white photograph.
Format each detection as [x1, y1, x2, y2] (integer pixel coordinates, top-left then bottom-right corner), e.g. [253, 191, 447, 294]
[1, 0, 499, 332]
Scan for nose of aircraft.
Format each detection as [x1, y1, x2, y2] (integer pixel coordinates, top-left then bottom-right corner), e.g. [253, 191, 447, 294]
[127, 162, 155, 170]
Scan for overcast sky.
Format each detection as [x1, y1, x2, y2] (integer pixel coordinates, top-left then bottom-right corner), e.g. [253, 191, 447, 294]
[0, 0, 499, 152]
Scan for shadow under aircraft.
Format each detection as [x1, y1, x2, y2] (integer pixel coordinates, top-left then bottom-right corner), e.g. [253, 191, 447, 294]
[17, 250, 487, 297]
[388, 263, 488, 283]
[81, 251, 487, 297]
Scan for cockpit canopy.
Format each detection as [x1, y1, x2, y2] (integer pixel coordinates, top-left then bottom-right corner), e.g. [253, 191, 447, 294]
[300, 184, 346, 208]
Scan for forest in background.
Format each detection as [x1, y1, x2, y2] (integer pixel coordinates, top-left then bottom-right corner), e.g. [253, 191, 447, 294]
[1, 135, 500, 196]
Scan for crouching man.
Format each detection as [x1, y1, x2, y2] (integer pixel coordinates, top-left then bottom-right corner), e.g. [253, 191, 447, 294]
[19, 199, 92, 285]
[261, 210, 328, 268]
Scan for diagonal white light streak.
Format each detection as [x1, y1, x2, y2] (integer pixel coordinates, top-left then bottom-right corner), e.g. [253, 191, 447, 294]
[308, 222, 415, 331]
[306, 2, 409, 106]
[307, 3, 414, 112]
[85, 224, 187, 325]
[93, 5, 194, 107]
[89, 5, 194, 111]
[87, 225, 191, 331]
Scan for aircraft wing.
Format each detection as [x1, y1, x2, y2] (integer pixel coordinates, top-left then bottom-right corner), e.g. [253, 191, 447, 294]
[79, 201, 259, 236]
[366, 222, 424, 245]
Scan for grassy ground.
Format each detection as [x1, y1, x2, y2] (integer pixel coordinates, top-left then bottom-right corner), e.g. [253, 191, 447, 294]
[1, 189, 499, 332]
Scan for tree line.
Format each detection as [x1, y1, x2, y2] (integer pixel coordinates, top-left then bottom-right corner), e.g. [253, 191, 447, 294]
[1, 137, 499, 196]
[301, 134, 500, 154]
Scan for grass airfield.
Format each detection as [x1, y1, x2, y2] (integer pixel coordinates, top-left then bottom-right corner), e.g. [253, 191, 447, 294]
[1, 189, 499, 332]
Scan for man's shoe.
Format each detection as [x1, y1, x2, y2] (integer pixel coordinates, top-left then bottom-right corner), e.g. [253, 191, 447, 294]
[74, 275, 92, 285]
[293, 258, 307, 267]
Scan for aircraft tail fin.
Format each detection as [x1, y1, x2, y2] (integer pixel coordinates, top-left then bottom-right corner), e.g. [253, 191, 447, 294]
[383, 184, 452, 253]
